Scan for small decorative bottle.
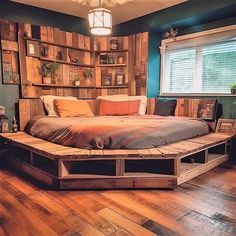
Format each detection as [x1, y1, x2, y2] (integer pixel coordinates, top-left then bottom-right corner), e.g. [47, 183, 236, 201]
[12, 116, 18, 133]
[93, 39, 100, 51]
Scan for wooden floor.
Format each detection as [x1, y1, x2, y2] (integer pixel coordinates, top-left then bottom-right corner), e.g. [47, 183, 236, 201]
[0, 163, 235, 236]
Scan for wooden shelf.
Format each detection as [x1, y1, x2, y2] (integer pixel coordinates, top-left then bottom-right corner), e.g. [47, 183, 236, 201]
[97, 49, 128, 53]
[23, 37, 93, 53]
[32, 83, 127, 89]
[40, 57, 94, 68]
[33, 83, 95, 89]
[96, 85, 128, 89]
[97, 64, 126, 67]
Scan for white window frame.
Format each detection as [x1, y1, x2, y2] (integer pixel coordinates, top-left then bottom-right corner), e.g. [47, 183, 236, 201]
[160, 24, 236, 96]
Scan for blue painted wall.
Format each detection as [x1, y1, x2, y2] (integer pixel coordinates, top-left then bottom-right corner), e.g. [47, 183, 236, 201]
[147, 32, 161, 98]
[113, 0, 236, 98]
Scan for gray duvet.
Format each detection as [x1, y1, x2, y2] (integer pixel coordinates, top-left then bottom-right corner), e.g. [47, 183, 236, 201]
[26, 115, 209, 149]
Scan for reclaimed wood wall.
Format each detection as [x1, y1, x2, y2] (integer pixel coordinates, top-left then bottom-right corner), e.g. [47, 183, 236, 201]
[15, 22, 149, 99]
[0, 20, 20, 85]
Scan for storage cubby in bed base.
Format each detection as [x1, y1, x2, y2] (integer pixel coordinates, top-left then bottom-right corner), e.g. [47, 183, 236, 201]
[59, 158, 176, 178]
[7, 143, 58, 186]
[178, 142, 228, 185]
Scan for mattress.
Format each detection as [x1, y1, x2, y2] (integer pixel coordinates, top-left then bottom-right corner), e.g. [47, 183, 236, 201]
[26, 115, 209, 149]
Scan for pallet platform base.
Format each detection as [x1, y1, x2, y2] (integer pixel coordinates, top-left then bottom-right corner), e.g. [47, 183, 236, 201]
[0, 132, 231, 190]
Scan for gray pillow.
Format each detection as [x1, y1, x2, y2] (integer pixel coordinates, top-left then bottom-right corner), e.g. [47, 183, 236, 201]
[154, 98, 177, 116]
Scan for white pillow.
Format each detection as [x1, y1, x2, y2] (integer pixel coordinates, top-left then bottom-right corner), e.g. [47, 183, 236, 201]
[40, 95, 77, 116]
[97, 95, 147, 115]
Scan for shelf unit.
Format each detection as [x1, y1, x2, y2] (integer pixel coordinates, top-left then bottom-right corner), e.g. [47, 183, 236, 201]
[94, 37, 129, 87]
[32, 83, 128, 89]
[21, 28, 96, 95]
[32, 83, 95, 89]
[23, 37, 93, 53]
[97, 64, 126, 67]
[40, 57, 94, 68]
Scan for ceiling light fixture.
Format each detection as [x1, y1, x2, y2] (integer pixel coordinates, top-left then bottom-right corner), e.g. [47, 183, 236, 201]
[88, 0, 112, 35]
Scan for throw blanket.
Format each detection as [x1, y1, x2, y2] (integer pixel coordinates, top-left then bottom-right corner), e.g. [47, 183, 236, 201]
[26, 115, 209, 149]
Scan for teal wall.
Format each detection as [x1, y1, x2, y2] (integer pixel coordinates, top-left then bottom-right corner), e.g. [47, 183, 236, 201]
[114, 0, 236, 118]
[147, 32, 161, 97]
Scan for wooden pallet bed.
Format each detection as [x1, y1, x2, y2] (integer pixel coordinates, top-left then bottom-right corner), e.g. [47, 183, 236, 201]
[0, 132, 231, 189]
[0, 98, 231, 189]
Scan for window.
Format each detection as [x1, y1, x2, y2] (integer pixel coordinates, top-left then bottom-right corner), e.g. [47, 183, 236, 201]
[161, 26, 236, 95]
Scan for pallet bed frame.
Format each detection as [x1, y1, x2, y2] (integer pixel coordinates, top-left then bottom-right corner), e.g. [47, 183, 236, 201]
[0, 98, 232, 189]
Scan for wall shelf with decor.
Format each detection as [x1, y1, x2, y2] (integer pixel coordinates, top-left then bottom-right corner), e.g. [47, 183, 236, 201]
[96, 49, 129, 53]
[32, 83, 96, 89]
[25, 39, 94, 67]
[97, 64, 126, 67]
[94, 36, 129, 88]
[18, 23, 148, 98]
[40, 58, 94, 68]
[96, 85, 128, 89]
[23, 37, 94, 53]
[19, 23, 97, 98]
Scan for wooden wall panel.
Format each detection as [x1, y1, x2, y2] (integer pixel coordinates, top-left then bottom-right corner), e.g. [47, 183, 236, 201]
[17, 22, 148, 99]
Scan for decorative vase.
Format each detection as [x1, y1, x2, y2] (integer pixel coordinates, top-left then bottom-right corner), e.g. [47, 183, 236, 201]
[117, 56, 124, 64]
[74, 80, 80, 86]
[42, 77, 51, 84]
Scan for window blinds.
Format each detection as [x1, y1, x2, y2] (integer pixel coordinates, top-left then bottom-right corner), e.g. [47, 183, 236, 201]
[161, 31, 236, 95]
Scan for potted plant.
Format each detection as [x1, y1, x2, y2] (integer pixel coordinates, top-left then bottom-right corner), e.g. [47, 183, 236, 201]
[83, 68, 93, 86]
[73, 75, 80, 86]
[230, 83, 236, 94]
[39, 62, 59, 84]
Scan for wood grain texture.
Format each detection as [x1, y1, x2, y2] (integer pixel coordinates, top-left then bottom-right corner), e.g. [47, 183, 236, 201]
[1, 162, 235, 235]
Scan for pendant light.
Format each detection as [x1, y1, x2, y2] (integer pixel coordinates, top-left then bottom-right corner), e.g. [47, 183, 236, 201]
[88, 0, 112, 35]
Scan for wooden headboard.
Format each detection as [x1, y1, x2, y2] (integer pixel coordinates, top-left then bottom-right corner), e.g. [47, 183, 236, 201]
[147, 98, 217, 130]
[19, 98, 217, 131]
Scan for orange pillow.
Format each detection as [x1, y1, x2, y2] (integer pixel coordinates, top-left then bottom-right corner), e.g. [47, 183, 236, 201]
[99, 99, 141, 116]
[54, 99, 94, 117]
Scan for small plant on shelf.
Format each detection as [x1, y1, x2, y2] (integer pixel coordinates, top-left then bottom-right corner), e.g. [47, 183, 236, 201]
[83, 68, 93, 78]
[39, 62, 59, 84]
[83, 68, 93, 86]
[230, 83, 236, 94]
[73, 75, 80, 86]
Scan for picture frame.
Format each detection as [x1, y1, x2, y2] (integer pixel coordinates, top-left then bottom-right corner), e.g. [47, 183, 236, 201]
[115, 74, 125, 86]
[26, 40, 39, 57]
[110, 39, 119, 50]
[100, 53, 108, 64]
[197, 99, 217, 121]
[101, 73, 112, 86]
[216, 119, 236, 135]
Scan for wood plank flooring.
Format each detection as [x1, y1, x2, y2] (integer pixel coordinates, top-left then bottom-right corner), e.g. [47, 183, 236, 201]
[0, 163, 235, 236]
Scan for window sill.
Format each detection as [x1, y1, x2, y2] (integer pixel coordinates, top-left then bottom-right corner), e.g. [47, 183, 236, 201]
[160, 93, 236, 97]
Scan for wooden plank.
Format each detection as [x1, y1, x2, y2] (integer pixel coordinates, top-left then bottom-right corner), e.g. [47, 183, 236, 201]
[59, 177, 177, 189]
[116, 159, 125, 176]
[156, 146, 180, 157]
[137, 149, 152, 158]
[147, 148, 163, 157]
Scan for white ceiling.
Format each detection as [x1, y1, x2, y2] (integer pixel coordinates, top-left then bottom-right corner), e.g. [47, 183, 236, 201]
[11, 0, 187, 25]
